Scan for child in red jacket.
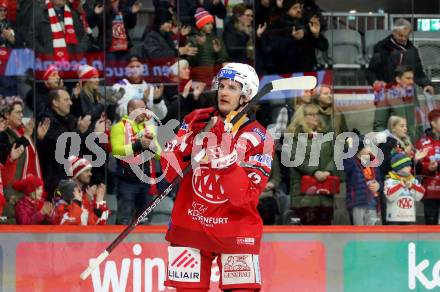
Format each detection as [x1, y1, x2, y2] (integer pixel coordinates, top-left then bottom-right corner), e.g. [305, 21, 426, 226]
[13, 175, 54, 224]
[54, 179, 109, 225]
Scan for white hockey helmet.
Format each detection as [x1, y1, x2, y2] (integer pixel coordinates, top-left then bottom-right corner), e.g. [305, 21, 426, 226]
[216, 63, 259, 100]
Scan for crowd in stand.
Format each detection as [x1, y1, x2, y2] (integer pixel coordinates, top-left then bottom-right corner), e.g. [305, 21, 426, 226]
[0, 0, 439, 226]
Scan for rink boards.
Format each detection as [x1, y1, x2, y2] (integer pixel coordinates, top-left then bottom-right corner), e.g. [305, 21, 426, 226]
[1, 225, 440, 291]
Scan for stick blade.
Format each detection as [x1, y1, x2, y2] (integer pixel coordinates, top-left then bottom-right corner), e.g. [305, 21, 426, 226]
[80, 250, 109, 280]
[271, 76, 317, 91]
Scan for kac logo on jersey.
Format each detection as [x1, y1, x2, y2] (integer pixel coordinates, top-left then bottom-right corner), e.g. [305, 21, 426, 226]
[192, 166, 228, 204]
[397, 198, 413, 209]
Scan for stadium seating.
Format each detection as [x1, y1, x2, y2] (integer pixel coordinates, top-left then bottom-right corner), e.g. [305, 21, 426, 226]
[412, 31, 440, 81]
[129, 26, 146, 57]
[364, 29, 390, 61]
[323, 29, 366, 68]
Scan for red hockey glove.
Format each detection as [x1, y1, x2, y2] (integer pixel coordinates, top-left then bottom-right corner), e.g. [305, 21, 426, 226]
[184, 107, 216, 134]
[206, 119, 247, 170]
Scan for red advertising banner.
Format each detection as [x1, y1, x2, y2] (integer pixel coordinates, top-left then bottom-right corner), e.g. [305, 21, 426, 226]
[16, 241, 325, 292]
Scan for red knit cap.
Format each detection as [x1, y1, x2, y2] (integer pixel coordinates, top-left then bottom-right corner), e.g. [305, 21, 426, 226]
[429, 109, 440, 123]
[43, 65, 58, 81]
[12, 175, 44, 196]
[78, 64, 99, 81]
[0, 1, 7, 9]
[68, 156, 92, 178]
[195, 7, 214, 30]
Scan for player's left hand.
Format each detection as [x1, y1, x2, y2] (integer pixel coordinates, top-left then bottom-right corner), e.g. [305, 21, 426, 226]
[206, 143, 237, 170]
[206, 119, 247, 170]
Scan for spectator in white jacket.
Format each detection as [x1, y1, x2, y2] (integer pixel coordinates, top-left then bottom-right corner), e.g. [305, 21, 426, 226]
[384, 151, 425, 225]
[112, 55, 168, 120]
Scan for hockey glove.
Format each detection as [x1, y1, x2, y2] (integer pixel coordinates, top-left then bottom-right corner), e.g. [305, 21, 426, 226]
[206, 118, 246, 170]
[185, 107, 216, 134]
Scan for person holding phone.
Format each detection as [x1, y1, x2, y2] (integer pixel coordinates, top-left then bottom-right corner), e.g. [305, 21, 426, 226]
[261, 0, 328, 73]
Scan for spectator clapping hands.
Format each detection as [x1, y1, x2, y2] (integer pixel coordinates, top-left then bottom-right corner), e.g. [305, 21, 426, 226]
[37, 118, 51, 140]
[309, 15, 321, 37]
[179, 43, 198, 56]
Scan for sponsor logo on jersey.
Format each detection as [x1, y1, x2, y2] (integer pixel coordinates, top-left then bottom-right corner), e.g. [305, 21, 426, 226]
[427, 184, 440, 192]
[236, 237, 255, 246]
[187, 201, 229, 227]
[224, 255, 251, 273]
[221, 254, 258, 285]
[168, 247, 201, 282]
[218, 69, 237, 79]
[252, 128, 266, 141]
[249, 154, 272, 169]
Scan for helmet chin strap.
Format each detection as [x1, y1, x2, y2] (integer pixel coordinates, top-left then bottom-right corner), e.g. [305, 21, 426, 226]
[233, 95, 247, 111]
[217, 95, 248, 118]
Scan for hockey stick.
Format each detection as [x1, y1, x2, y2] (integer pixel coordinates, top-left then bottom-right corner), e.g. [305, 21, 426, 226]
[80, 75, 317, 280]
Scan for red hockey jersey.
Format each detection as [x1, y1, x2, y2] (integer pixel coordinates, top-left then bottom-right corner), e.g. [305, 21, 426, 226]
[416, 131, 440, 199]
[161, 111, 274, 254]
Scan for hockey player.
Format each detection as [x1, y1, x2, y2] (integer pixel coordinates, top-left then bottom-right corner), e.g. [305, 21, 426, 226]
[160, 63, 273, 291]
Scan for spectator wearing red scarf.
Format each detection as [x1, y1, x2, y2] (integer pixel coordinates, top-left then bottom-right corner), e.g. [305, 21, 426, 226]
[87, 0, 140, 61]
[0, 114, 24, 220]
[0, 98, 50, 222]
[29, 0, 87, 62]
